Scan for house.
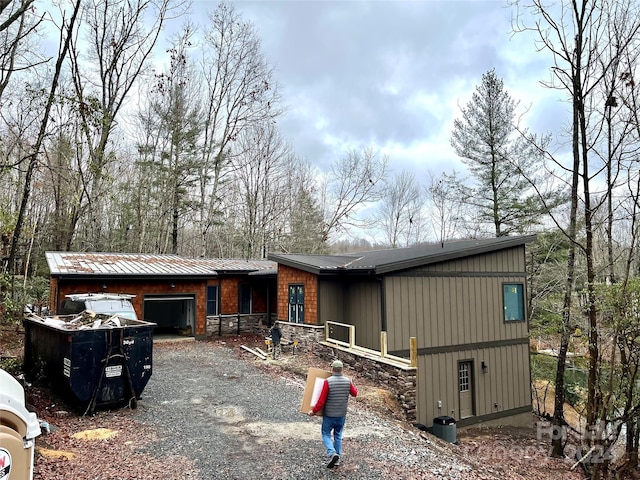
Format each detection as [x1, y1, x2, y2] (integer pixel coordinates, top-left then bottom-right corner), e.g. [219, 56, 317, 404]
[268, 235, 536, 428]
[45, 235, 535, 428]
[45, 252, 277, 339]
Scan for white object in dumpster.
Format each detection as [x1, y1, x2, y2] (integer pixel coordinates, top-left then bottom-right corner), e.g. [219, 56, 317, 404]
[0, 368, 41, 480]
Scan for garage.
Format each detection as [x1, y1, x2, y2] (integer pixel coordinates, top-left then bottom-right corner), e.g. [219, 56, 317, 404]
[46, 252, 278, 338]
[143, 294, 196, 334]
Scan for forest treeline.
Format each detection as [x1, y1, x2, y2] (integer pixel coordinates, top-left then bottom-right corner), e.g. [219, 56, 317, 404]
[0, 1, 558, 280]
[0, 0, 444, 278]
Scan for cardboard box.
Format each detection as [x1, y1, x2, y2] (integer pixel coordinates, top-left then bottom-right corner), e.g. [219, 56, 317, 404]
[300, 367, 331, 415]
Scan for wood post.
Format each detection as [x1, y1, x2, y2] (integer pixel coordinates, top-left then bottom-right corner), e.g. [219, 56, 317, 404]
[410, 336, 417, 367]
[380, 331, 388, 358]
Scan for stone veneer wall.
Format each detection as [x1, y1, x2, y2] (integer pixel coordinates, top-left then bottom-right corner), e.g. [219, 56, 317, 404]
[207, 314, 273, 336]
[277, 322, 324, 347]
[277, 322, 417, 423]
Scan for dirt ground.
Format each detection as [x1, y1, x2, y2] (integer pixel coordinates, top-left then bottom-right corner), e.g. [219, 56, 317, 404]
[1, 324, 587, 479]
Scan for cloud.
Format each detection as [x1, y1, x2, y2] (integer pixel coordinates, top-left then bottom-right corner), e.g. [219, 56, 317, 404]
[216, 0, 560, 175]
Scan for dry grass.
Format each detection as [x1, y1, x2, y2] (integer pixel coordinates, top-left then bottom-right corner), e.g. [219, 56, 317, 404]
[533, 380, 585, 431]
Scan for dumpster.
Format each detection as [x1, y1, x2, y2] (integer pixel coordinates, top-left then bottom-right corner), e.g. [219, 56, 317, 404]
[23, 312, 155, 414]
[433, 415, 457, 443]
[0, 368, 41, 480]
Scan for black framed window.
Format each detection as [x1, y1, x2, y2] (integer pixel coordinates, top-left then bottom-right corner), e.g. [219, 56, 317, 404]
[288, 284, 304, 323]
[206, 286, 218, 315]
[239, 283, 251, 314]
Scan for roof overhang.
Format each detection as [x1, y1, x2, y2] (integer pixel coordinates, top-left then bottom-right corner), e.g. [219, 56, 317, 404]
[269, 235, 537, 276]
[373, 235, 537, 274]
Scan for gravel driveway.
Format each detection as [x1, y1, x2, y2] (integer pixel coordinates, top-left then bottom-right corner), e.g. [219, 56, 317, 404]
[132, 339, 476, 480]
[29, 336, 582, 479]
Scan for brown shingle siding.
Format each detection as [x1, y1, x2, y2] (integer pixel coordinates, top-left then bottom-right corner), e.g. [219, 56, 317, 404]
[277, 264, 318, 324]
[220, 278, 239, 314]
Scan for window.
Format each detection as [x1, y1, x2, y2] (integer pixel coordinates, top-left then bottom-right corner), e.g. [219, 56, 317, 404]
[288, 285, 304, 323]
[503, 283, 525, 322]
[458, 362, 470, 392]
[206, 286, 218, 315]
[239, 283, 251, 314]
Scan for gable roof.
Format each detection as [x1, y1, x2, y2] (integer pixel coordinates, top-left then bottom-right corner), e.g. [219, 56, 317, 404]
[268, 235, 537, 275]
[46, 252, 277, 278]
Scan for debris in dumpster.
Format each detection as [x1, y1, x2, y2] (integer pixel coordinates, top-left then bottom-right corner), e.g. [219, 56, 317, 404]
[25, 311, 136, 330]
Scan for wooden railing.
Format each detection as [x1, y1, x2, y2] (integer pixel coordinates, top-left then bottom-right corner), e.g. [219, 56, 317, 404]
[324, 320, 417, 367]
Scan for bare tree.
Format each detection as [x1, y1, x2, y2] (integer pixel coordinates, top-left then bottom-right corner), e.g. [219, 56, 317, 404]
[424, 170, 468, 245]
[514, 0, 640, 475]
[8, 0, 82, 274]
[197, 2, 283, 257]
[232, 121, 291, 258]
[319, 147, 388, 242]
[0, 0, 36, 34]
[69, 0, 180, 250]
[376, 170, 422, 248]
[0, 0, 43, 104]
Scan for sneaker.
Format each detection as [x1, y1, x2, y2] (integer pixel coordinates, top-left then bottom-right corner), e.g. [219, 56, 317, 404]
[327, 454, 339, 469]
[334, 458, 342, 467]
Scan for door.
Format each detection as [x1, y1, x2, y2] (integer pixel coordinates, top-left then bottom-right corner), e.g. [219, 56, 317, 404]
[458, 361, 474, 419]
[143, 295, 195, 333]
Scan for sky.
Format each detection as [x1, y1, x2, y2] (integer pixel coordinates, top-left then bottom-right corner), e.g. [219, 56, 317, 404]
[191, 0, 570, 179]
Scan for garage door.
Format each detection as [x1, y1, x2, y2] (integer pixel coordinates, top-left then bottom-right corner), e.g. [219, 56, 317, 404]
[143, 295, 195, 333]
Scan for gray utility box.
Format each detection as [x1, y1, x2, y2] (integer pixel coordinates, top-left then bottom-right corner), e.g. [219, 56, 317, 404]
[433, 415, 457, 443]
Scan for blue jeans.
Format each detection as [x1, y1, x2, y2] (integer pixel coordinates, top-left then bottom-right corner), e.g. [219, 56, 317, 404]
[321, 415, 346, 456]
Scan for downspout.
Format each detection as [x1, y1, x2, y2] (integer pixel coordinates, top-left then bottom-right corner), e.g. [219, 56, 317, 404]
[53, 277, 59, 314]
[217, 279, 222, 337]
[266, 280, 271, 326]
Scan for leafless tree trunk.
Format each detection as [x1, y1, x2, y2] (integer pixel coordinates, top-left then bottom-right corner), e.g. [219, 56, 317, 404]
[319, 147, 388, 242]
[0, 0, 43, 104]
[233, 121, 291, 259]
[515, 0, 640, 475]
[197, 2, 282, 257]
[69, 0, 179, 250]
[8, 0, 82, 273]
[377, 170, 421, 248]
[425, 170, 468, 245]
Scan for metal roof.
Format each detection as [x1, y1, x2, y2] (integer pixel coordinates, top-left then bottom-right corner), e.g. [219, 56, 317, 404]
[46, 252, 277, 277]
[268, 235, 537, 275]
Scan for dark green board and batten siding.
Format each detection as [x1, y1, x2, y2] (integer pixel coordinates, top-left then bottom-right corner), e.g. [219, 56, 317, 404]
[318, 277, 382, 351]
[417, 342, 531, 427]
[384, 246, 528, 352]
[383, 245, 531, 427]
